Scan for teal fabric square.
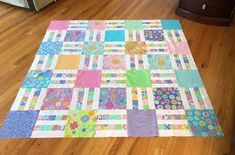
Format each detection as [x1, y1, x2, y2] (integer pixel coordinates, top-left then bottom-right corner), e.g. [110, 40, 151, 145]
[147, 54, 172, 69]
[175, 70, 204, 88]
[82, 42, 104, 55]
[105, 30, 125, 42]
[186, 109, 223, 137]
[161, 20, 182, 30]
[125, 20, 143, 30]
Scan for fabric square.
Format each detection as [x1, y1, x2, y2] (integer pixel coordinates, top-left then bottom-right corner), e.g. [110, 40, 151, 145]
[65, 110, 97, 137]
[125, 20, 143, 30]
[88, 20, 105, 30]
[167, 41, 191, 54]
[125, 42, 147, 54]
[82, 42, 104, 55]
[0, 110, 39, 138]
[75, 70, 101, 88]
[22, 70, 52, 89]
[147, 54, 172, 69]
[41, 88, 73, 110]
[37, 42, 62, 55]
[126, 70, 151, 87]
[127, 110, 158, 137]
[161, 20, 182, 30]
[175, 70, 204, 88]
[186, 109, 223, 137]
[48, 20, 69, 30]
[105, 30, 125, 42]
[64, 30, 86, 42]
[99, 88, 127, 109]
[103, 55, 126, 70]
[55, 55, 81, 70]
[144, 30, 165, 41]
[153, 87, 184, 110]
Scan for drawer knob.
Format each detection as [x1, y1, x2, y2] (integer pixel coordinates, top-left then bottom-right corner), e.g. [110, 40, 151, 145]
[202, 4, 207, 10]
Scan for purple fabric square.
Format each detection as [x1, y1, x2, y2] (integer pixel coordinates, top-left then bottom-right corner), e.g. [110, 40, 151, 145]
[127, 110, 158, 137]
[0, 110, 39, 138]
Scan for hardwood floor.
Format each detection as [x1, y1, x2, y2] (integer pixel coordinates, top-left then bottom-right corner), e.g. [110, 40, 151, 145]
[0, 0, 234, 154]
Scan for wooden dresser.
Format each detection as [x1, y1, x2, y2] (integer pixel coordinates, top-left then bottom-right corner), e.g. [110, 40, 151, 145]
[176, 0, 235, 26]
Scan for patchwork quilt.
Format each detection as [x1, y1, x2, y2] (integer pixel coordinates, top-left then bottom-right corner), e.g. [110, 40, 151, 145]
[0, 20, 223, 138]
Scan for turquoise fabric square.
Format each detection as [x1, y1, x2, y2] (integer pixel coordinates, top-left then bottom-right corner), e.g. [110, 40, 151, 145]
[175, 70, 204, 88]
[147, 54, 172, 69]
[186, 109, 223, 137]
[105, 30, 125, 42]
[161, 20, 182, 30]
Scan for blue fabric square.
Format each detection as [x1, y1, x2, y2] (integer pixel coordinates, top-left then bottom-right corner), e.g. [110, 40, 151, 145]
[105, 30, 125, 42]
[22, 70, 53, 89]
[161, 20, 182, 30]
[0, 110, 39, 138]
[37, 42, 62, 55]
[175, 70, 204, 88]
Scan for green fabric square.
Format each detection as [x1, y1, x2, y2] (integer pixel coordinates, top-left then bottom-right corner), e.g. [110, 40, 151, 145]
[126, 70, 151, 87]
[125, 20, 143, 30]
[115, 124, 122, 130]
[175, 70, 204, 88]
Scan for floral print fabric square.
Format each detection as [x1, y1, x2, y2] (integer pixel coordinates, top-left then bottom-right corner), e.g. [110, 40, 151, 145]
[41, 88, 73, 110]
[82, 42, 104, 55]
[153, 87, 184, 110]
[144, 30, 165, 41]
[186, 110, 223, 137]
[1, 20, 223, 138]
[147, 54, 172, 69]
[37, 42, 62, 55]
[99, 88, 126, 109]
[125, 42, 147, 54]
[64, 30, 86, 42]
[103, 55, 126, 70]
[65, 110, 97, 137]
[22, 70, 52, 89]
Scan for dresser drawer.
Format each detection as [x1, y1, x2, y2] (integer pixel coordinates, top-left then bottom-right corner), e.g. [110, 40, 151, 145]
[179, 0, 235, 18]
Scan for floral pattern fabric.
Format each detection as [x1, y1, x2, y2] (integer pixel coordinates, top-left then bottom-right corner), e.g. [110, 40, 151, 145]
[153, 87, 184, 110]
[22, 70, 52, 89]
[65, 110, 97, 137]
[99, 88, 127, 109]
[186, 109, 223, 137]
[0, 20, 223, 138]
[41, 88, 73, 110]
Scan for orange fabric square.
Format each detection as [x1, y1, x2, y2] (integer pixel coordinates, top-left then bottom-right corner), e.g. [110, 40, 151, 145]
[55, 55, 80, 70]
[125, 42, 147, 55]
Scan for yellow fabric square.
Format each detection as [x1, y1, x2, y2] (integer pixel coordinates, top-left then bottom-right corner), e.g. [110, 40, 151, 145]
[55, 55, 80, 70]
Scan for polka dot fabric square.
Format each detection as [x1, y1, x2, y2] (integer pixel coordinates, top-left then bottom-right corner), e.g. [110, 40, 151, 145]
[1, 20, 223, 138]
[153, 87, 184, 110]
[186, 110, 223, 137]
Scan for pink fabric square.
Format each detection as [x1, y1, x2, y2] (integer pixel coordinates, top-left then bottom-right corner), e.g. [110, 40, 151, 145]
[48, 20, 69, 30]
[167, 41, 191, 54]
[75, 70, 101, 88]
